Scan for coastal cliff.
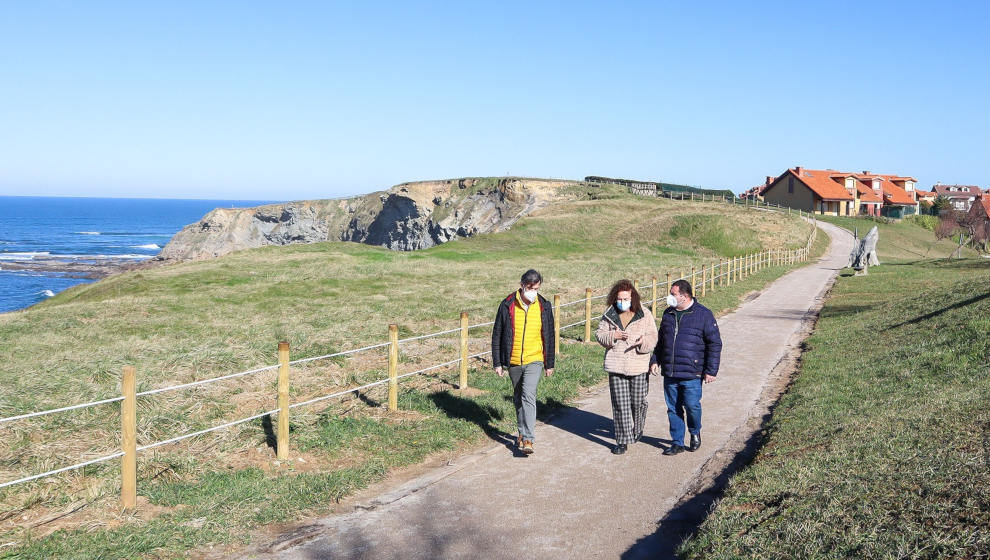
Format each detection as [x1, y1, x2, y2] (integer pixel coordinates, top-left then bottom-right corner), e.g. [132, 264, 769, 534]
[158, 177, 581, 261]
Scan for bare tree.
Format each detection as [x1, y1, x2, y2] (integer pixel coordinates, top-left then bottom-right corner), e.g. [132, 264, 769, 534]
[935, 210, 990, 257]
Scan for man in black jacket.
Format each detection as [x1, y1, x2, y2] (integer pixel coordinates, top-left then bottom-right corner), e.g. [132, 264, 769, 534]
[651, 279, 722, 456]
[491, 269, 556, 454]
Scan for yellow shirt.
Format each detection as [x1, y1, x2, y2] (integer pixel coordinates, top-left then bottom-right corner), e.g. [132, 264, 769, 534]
[510, 292, 544, 366]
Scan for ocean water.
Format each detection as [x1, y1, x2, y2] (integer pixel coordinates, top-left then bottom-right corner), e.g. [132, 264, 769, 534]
[0, 196, 277, 313]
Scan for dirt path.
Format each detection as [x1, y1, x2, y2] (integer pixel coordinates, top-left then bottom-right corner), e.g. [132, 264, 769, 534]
[240, 221, 853, 560]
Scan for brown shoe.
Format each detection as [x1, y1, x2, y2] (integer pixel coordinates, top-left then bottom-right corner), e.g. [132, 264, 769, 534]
[521, 439, 534, 455]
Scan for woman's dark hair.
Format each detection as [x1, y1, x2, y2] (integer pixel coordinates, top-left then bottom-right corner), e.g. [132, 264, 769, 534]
[606, 279, 641, 313]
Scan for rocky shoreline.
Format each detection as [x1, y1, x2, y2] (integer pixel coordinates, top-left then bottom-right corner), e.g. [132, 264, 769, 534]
[0, 255, 157, 279]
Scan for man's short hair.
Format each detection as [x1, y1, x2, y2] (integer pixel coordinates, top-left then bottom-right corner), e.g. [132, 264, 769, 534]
[520, 269, 543, 286]
[671, 279, 693, 298]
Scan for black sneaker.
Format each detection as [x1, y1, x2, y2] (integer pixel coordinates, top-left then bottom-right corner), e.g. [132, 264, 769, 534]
[663, 444, 685, 456]
[612, 444, 627, 455]
[688, 433, 701, 452]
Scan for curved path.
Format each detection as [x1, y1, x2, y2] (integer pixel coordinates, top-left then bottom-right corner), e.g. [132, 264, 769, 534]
[245, 221, 853, 560]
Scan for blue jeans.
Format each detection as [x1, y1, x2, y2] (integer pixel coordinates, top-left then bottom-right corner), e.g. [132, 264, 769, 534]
[663, 377, 702, 446]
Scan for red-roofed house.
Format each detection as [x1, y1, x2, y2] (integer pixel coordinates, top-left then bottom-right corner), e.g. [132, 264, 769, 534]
[857, 172, 919, 218]
[739, 176, 775, 201]
[760, 167, 918, 217]
[916, 189, 937, 204]
[932, 183, 981, 211]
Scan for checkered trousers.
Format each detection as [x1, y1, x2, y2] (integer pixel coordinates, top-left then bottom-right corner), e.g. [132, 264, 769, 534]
[608, 372, 650, 444]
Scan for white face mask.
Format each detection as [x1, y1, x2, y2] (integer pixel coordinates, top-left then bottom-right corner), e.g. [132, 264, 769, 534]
[666, 294, 678, 308]
[523, 289, 538, 303]
[616, 300, 631, 312]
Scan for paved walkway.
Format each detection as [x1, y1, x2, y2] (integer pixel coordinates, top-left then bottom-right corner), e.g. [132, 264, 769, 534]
[246, 221, 852, 560]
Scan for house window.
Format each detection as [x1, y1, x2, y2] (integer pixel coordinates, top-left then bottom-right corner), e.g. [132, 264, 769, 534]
[788, 177, 794, 194]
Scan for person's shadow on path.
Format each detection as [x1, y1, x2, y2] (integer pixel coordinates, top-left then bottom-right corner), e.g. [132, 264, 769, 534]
[430, 391, 676, 460]
[429, 391, 529, 457]
[539, 397, 676, 451]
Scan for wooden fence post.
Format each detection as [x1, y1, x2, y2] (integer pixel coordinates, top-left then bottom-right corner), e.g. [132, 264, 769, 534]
[553, 295, 561, 356]
[691, 267, 697, 290]
[701, 264, 707, 297]
[459, 312, 469, 390]
[584, 288, 592, 343]
[651, 276, 658, 312]
[276, 341, 290, 460]
[388, 324, 398, 411]
[121, 365, 136, 510]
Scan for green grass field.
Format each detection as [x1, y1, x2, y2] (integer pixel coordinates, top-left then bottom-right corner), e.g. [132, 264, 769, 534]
[680, 217, 990, 559]
[0, 191, 829, 558]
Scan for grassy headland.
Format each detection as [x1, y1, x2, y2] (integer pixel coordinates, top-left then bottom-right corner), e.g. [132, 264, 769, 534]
[1, 188, 823, 557]
[681, 216, 989, 558]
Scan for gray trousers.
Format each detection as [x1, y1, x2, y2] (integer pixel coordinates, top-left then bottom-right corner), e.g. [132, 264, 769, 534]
[508, 361, 543, 441]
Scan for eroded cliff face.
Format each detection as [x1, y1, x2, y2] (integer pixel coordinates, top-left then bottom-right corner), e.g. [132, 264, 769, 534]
[158, 177, 579, 261]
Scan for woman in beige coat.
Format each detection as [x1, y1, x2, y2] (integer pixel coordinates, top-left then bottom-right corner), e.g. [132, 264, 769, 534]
[596, 279, 658, 455]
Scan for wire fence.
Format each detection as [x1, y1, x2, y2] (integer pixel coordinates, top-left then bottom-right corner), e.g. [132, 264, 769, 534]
[0, 193, 819, 505]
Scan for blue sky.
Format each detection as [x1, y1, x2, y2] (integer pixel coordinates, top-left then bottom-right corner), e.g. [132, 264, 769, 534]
[1, 1, 987, 199]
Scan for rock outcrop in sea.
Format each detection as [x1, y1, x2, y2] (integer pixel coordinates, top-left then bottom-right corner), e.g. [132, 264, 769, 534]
[158, 177, 581, 261]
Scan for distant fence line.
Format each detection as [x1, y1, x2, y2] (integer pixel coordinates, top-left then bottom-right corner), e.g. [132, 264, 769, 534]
[0, 196, 818, 510]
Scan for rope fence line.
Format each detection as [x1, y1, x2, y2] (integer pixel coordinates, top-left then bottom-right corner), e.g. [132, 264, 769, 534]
[0, 452, 124, 490]
[287, 341, 391, 366]
[0, 396, 125, 425]
[136, 364, 280, 397]
[395, 327, 463, 344]
[137, 408, 280, 452]
[1, 193, 821, 503]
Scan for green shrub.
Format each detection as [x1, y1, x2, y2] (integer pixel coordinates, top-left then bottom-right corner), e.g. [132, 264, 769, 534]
[908, 214, 939, 231]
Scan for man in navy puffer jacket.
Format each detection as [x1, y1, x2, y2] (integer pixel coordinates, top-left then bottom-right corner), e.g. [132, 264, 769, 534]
[651, 279, 722, 455]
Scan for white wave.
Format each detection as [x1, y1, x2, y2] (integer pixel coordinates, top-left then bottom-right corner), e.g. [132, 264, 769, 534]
[0, 251, 51, 261]
[132, 244, 161, 250]
[38, 290, 55, 297]
[76, 231, 101, 235]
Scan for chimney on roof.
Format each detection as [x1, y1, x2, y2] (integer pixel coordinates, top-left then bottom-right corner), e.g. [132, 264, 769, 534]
[794, 166, 803, 176]
[765, 176, 774, 187]
[862, 170, 870, 175]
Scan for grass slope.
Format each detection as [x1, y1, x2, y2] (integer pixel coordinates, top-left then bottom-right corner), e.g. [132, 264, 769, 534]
[0, 191, 820, 557]
[681, 220, 989, 559]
